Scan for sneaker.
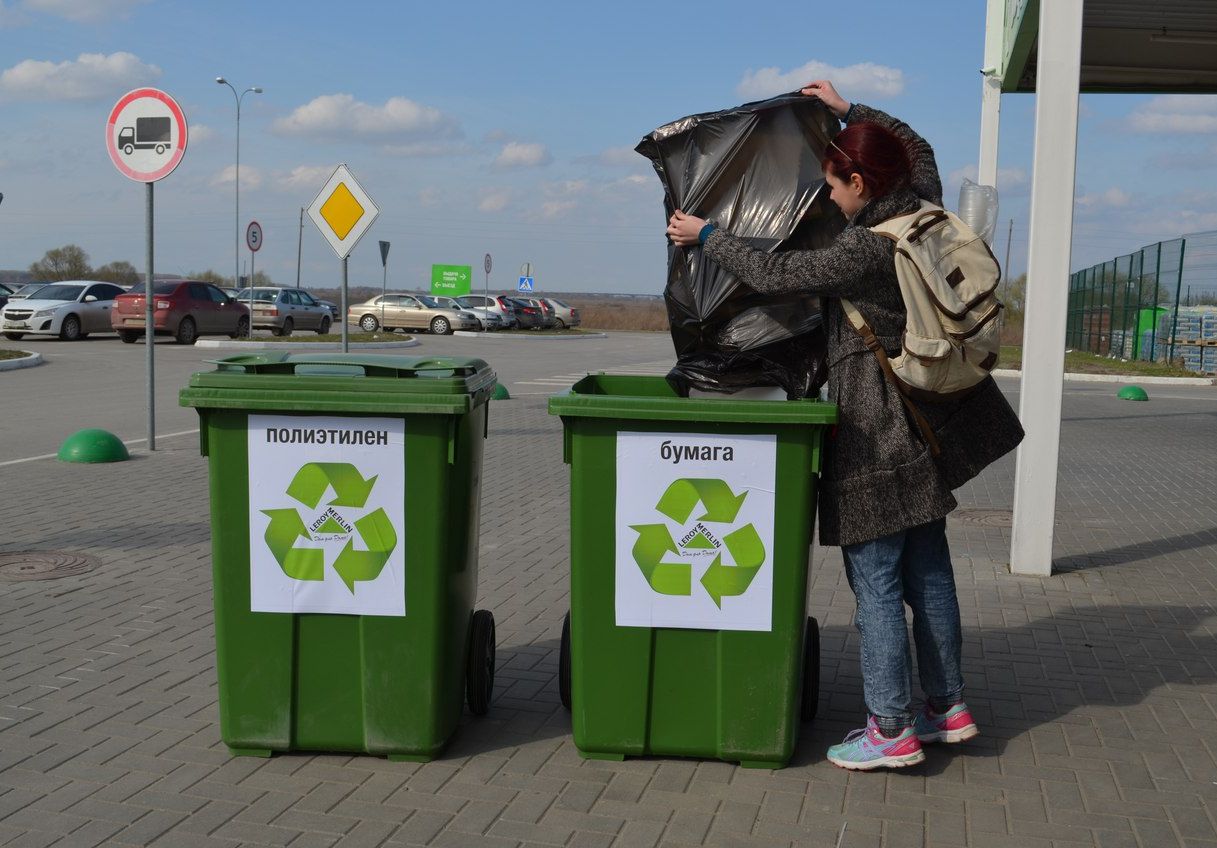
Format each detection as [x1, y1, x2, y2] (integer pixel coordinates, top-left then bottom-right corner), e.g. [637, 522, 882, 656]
[826, 716, 925, 771]
[913, 703, 979, 744]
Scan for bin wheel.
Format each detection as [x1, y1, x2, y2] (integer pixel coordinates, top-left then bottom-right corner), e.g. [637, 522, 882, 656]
[558, 612, 572, 711]
[466, 609, 496, 716]
[801, 616, 820, 722]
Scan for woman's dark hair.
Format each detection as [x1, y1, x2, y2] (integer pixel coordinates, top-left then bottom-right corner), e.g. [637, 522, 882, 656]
[821, 121, 912, 199]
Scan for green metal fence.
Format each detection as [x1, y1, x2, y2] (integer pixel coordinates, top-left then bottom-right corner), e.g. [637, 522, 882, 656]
[1067, 232, 1217, 374]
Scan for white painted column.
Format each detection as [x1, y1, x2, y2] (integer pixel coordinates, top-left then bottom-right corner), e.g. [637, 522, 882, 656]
[978, 0, 1005, 187]
[1009, 0, 1084, 576]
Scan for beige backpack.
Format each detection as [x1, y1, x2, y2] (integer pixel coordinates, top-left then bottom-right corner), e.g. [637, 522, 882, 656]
[840, 200, 1003, 455]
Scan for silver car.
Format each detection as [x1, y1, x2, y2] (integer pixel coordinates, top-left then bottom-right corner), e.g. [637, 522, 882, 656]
[421, 295, 501, 330]
[235, 287, 333, 336]
[1, 280, 126, 341]
[349, 293, 479, 334]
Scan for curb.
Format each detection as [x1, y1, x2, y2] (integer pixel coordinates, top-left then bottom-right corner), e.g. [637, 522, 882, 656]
[0, 351, 43, 372]
[991, 368, 1215, 386]
[195, 338, 420, 351]
[453, 331, 608, 340]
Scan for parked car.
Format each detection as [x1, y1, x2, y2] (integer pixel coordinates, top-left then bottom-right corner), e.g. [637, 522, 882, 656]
[7, 283, 48, 301]
[111, 280, 250, 344]
[506, 297, 544, 329]
[523, 297, 557, 329]
[454, 294, 518, 328]
[235, 287, 332, 336]
[453, 296, 509, 330]
[0, 283, 14, 311]
[420, 295, 501, 330]
[542, 297, 581, 329]
[316, 299, 340, 319]
[1, 280, 125, 341]
[349, 293, 479, 335]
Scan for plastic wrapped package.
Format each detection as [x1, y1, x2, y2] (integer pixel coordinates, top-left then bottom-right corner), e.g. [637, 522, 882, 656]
[635, 92, 844, 398]
[957, 178, 999, 245]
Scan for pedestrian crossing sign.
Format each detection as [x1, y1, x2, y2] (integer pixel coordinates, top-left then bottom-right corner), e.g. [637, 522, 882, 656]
[517, 276, 535, 292]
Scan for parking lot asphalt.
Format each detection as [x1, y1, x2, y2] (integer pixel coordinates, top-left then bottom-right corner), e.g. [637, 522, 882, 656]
[2, 331, 1217, 847]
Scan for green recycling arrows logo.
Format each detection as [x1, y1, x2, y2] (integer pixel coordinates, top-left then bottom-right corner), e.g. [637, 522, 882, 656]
[629, 477, 766, 608]
[261, 462, 398, 592]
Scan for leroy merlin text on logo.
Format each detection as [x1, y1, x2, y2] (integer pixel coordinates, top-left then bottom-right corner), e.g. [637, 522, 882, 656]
[629, 477, 765, 608]
[262, 462, 398, 592]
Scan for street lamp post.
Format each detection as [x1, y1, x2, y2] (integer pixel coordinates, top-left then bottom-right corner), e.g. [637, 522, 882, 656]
[215, 78, 262, 289]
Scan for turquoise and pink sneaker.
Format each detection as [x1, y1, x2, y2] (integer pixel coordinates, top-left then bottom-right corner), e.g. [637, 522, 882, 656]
[913, 703, 979, 744]
[826, 716, 926, 770]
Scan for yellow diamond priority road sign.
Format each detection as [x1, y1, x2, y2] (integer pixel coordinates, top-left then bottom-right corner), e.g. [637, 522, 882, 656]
[307, 165, 379, 259]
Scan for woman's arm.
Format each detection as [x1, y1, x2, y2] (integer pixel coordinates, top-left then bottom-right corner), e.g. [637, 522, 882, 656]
[701, 226, 892, 299]
[846, 103, 942, 205]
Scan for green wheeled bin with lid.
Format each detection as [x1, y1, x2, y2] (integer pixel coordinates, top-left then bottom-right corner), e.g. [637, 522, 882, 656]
[548, 375, 837, 769]
[180, 352, 498, 761]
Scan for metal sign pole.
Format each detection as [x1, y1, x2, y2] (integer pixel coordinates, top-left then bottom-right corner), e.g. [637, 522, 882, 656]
[145, 181, 156, 451]
[250, 247, 255, 300]
[341, 256, 349, 352]
[296, 207, 303, 288]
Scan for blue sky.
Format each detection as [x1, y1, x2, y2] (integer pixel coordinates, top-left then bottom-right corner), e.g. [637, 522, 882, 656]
[1, 0, 1216, 293]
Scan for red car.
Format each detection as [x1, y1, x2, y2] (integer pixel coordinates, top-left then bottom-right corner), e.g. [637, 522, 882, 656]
[111, 280, 250, 344]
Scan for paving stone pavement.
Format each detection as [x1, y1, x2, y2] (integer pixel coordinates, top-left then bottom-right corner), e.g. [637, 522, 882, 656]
[2, 344, 1216, 848]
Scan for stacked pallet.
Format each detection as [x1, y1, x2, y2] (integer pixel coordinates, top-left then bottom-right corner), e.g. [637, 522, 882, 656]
[1156, 307, 1217, 373]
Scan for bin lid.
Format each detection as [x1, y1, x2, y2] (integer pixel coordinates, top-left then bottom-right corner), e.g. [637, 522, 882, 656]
[548, 374, 837, 425]
[180, 352, 497, 415]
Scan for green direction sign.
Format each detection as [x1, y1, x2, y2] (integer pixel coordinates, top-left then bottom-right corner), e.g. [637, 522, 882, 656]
[629, 477, 765, 608]
[262, 462, 398, 592]
[431, 264, 472, 296]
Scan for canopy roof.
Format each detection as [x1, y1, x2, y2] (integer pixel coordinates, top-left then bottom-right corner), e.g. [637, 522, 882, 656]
[1002, 0, 1217, 93]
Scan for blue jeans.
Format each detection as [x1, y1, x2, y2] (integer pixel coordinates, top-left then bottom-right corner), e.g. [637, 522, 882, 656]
[841, 517, 964, 725]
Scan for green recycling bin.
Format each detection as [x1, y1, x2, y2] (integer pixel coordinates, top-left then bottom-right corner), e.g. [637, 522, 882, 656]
[548, 375, 837, 768]
[180, 352, 498, 761]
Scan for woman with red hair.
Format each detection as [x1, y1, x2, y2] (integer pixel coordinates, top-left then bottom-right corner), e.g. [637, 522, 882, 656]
[668, 81, 1023, 771]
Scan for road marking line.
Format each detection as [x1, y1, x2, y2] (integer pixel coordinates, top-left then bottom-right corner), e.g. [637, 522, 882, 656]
[0, 428, 199, 467]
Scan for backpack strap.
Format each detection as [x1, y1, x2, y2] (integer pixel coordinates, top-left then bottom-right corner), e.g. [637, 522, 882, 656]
[839, 298, 943, 457]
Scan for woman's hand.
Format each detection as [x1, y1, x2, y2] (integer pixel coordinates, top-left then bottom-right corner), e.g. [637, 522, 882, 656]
[801, 80, 850, 119]
[666, 209, 706, 246]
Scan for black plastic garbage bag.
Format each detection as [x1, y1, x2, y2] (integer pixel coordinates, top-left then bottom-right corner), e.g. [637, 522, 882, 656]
[636, 92, 845, 398]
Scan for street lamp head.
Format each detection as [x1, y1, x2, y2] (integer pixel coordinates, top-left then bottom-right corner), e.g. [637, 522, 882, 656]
[252, 87, 263, 94]
[215, 76, 227, 84]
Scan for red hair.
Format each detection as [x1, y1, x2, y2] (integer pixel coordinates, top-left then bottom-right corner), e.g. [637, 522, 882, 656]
[821, 121, 912, 199]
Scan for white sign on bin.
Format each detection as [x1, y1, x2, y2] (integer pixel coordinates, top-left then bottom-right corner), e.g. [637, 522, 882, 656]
[247, 414, 406, 616]
[306, 165, 380, 260]
[614, 431, 776, 631]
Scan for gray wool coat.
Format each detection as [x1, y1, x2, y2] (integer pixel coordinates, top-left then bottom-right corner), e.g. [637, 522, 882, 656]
[703, 103, 1025, 547]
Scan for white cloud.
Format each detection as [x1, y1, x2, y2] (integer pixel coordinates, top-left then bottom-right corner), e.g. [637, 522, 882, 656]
[1128, 95, 1217, 133]
[274, 93, 459, 141]
[494, 141, 552, 168]
[276, 165, 332, 192]
[22, 0, 149, 23]
[188, 123, 214, 145]
[583, 146, 645, 168]
[479, 190, 510, 212]
[541, 200, 577, 218]
[1075, 187, 1131, 209]
[0, 51, 160, 101]
[544, 179, 587, 197]
[211, 164, 263, 190]
[736, 60, 904, 101]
